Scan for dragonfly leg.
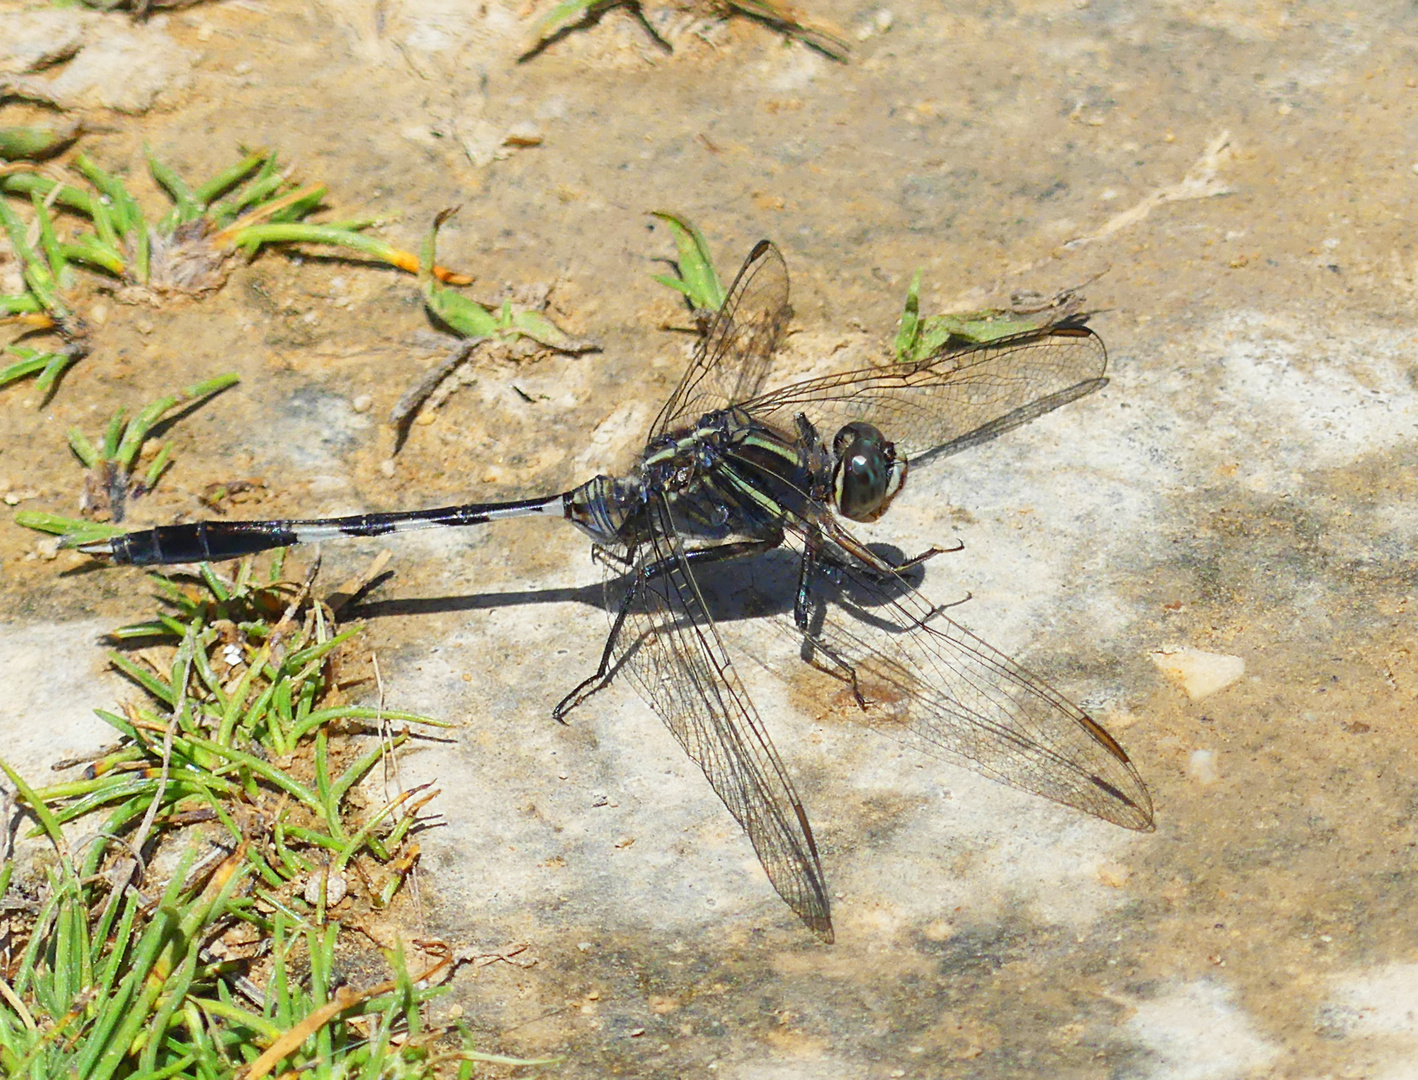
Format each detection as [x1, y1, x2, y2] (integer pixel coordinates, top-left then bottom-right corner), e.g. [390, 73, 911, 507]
[824, 539, 959, 582]
[907, 590, 973, 630]
[552, 536, 782, 722]
[591, 543, 636, 570]
[892, 539, 961, 573]
[793, 531, 871, 709]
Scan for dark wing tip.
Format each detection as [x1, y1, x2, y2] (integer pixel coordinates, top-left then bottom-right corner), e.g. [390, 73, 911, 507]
[1089, 774, 1155, 831]
[802, 913, 835, 943]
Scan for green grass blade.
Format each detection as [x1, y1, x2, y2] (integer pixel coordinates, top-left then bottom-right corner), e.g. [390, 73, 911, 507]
[90, 194, 121, 252]
[192, 150, 268, 205]
[0, 123, 80, 161]
[0, 348, 52, 389]
[73, 152, 142, 236]
[0, 757, 72, 862]
[34, 347, 81, 397]
[15, 512, 125, 549]
[108, 650, 177, 705]
[0, 171, 99, 217]
[186, 734, 323, 813]
[67, 427, 100, 468]
[227, 222, 390, 261]
[146, 146, 198, 224]
[102, 408, 127, 458]
[1, 293, 45, 314]
[208, 171, 285, 223]
[650, 211, 726, 310]
[134, 221, 151, 284]
[58, 236, 126, 276]
[892, 269, 923, 360]
[143, 442, 174, 490]
[29, 194, 67, 284]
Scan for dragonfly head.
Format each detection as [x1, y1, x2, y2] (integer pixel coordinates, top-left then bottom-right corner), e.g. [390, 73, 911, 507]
[831, 422, 907, 523]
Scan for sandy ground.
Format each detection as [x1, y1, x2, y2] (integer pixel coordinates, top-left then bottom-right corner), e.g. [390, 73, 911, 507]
[3, 0, 1418, 1076]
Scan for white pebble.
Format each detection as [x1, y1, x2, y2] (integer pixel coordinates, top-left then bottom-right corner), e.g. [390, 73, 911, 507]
[1188, 749, 1220, 785]
[303, 870, 347, 905]
[1150, 647, 1245, 700]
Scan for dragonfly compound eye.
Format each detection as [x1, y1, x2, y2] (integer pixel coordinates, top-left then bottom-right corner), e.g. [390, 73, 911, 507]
[831, 422, 908, 522]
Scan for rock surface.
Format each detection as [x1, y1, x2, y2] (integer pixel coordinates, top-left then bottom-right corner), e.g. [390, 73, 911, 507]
[2, 1, 1416, 1076]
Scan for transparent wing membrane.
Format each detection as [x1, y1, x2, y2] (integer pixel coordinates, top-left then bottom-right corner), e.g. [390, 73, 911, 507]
[82, 240, 1148, 939]
[782, 526, 1152, 831]
[601, 496, 834, 938]
[741, 322, 1107, 458]
[651, 240, 792, 437]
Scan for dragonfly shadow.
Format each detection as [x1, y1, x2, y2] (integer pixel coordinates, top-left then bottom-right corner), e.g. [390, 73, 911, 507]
[349, 576, 605, 621]
[346, 540, 937, 631]
[688, 543, 935, 624]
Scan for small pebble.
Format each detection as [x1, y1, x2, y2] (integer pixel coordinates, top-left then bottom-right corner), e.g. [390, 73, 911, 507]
[1096, 861, 1131, 888]
[351, 394, 373, 413]
[857, 7, 893, 39]
[1188, 749, 1219, 785]
[303, 870, 347, 905]
[503, 121, 543, 147]
[1150, 647, 1244, 700]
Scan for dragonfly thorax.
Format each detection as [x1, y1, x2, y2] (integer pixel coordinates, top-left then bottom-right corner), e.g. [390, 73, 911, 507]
[640, 408, 750, 488]
[830, 421, 908, 523]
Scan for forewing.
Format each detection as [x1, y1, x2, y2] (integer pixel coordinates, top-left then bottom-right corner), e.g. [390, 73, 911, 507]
[742, 322, 1107, 459]
[786, 527, 1153, 830]
[651, 240, 792, 438]
[601, 494, 833, 938]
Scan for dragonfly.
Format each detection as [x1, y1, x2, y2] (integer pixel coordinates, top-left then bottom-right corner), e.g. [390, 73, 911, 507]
[78, 241, 1153, 941]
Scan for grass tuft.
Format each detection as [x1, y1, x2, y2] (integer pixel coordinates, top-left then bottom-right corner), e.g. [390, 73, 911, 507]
[0, 556, 550, 1077]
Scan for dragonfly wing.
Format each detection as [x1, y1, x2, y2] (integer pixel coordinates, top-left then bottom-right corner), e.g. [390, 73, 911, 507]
[783, 527, 1153, 831]
[650, 240, 792, 438]
[601, 494, 834, 939]
[741, 322, 1107, 459]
